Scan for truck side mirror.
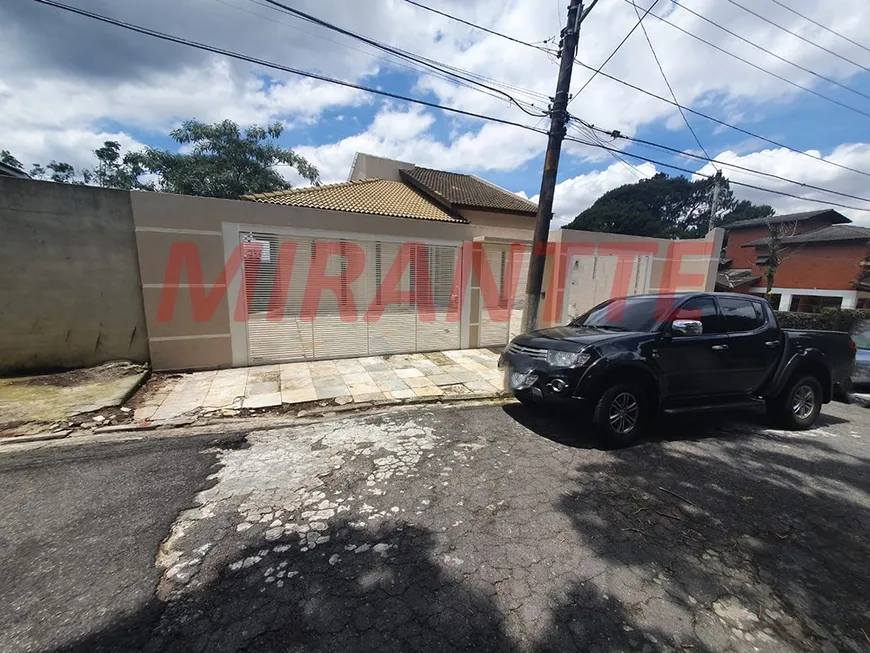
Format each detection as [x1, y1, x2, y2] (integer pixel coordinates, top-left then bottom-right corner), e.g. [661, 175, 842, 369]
[671, 319, 703, 337]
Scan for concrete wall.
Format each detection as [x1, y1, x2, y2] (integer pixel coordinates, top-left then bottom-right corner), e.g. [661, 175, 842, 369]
[0, 177, 149, 374]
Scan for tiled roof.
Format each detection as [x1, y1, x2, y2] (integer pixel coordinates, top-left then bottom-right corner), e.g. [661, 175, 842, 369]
[243, 179, 466, 223]
[742, 224, 870, 247]
[401, 167, 538, 215]
[715, 268, 760, 290]
[725, 209, 850, 230]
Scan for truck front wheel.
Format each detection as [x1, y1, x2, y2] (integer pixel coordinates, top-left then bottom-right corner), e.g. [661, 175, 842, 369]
[592, 383, 648, 448]
[767, 375, 823, 430]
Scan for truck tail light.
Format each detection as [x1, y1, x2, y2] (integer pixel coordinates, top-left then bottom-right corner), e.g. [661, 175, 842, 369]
[849, 337, 857, 357]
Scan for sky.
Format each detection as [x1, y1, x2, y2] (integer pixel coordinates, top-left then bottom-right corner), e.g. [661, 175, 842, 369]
[3, 0, 870, 227]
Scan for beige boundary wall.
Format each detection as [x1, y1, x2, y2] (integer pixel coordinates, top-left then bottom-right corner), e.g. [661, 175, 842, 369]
[0, 177, 723, 373]
[130, 191, 540, 370]
[537, 228, 724, 328]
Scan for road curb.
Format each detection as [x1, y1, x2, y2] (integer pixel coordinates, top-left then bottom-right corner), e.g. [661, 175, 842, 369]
[0, 430, 71, 446]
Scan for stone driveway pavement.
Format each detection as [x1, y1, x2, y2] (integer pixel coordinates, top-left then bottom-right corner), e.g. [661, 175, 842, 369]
[133, 349, 503, 422]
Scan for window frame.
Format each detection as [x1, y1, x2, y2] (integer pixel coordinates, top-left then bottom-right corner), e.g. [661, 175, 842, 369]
[717, 296, 768, 334]
[670, 296, 723, 336]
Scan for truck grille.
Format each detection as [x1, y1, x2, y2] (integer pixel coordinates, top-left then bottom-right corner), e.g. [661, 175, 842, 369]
[506, 343, 548, 361]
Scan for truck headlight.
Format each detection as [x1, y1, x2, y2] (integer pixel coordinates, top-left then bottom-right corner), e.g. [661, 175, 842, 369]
[546, 350, 591, 368]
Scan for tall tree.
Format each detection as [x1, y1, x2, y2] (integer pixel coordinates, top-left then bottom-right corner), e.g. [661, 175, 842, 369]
[564, 173, 774, 239]
[29, 161, 80, 184]
[0, 150, 24, 171]
[88, 141, 153, 190]
[720, 200, 776, 226]
[129, 119, 320, 199]
[755, 218, 803, 295]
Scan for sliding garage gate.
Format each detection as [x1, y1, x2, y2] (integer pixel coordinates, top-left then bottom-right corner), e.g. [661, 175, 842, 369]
[241, 231, 462, 364]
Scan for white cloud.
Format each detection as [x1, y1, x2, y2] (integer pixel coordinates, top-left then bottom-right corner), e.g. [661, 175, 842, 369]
[529, 161, 658, 228]
[3, 0, 870, 216]
[295, 106, 547, 183]
[695, 144, 870, 224]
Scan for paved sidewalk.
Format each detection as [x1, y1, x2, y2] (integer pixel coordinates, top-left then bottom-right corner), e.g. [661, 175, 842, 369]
[133, 349, 504, 421]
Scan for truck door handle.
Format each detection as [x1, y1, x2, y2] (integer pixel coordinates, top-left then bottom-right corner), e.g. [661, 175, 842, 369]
[711, 345, 729, 351]
[765, 340, 780, 349]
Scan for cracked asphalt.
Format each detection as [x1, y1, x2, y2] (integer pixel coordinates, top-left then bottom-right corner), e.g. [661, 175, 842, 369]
[1, 399, 869, 653]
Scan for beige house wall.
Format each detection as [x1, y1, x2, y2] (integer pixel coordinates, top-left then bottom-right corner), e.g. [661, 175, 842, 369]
[348, 153, 415, 182]
[460, 208, 536, 235]
[130, 192, 481, 370]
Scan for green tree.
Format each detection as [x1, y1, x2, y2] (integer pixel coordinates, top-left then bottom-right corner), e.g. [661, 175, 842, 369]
[29, 161, 81, 184]
[88, 141, 153, 190]
[130, 119, 320, 198]
[719, 199, 776, 226]
[564, 172, 774, 238]
[0, 150, 24, 171]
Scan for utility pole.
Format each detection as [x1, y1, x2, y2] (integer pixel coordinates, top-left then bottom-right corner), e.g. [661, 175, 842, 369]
[522, 0, 586, 334]
[707, 171, 722, 233]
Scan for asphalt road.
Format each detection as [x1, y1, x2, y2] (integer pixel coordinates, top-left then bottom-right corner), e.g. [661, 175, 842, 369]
[0, 432, 244, 653]
[1, 400, 868, 652]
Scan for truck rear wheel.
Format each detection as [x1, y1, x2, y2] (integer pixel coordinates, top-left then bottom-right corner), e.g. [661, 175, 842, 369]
[767, 375, 822, 430]
[592, 383, 648, 448]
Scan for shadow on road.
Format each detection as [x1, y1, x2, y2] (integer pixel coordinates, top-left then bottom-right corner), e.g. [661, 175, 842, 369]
[48, 516, 693, 652]
[502, 400, 852, 450]
[546, 432, 870, 651]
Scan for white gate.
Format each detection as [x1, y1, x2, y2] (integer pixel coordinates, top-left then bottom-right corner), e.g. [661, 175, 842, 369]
[240, 231, 461, 364]
[478, 243, 531, 346]
[563, 253, 652, 321]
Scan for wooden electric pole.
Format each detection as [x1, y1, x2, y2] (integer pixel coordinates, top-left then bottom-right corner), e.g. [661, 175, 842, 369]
[522, 0, 586, 333]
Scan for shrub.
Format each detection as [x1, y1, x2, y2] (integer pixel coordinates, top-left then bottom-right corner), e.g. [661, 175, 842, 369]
[774, 308, 870, 333]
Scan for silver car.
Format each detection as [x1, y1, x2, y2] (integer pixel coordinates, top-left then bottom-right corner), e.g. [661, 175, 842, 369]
[852, 320, 870, 388]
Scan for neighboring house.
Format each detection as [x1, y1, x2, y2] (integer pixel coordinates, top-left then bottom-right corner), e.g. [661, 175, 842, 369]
[717, 209, 870, 311]
[0, 162, 30, 179]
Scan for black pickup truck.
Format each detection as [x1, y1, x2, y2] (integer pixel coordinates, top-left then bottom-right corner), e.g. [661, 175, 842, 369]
[500, 292, 856, 447]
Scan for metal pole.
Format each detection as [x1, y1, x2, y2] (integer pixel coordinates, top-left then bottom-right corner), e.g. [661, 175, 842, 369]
[522, 0, 585, 334]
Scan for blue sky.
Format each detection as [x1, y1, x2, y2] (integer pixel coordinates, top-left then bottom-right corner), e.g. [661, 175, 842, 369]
[3, 0, 870, 225]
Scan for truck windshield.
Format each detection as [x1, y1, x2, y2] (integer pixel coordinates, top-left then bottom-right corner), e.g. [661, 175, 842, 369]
[570, 296, 670, 332]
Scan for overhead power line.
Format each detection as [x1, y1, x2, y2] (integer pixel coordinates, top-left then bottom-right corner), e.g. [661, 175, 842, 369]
[571, 59, 870, 180]
[668, 0, 870, 103]
[211, 0, 546, 107]
[631, 0, 870, 120]
[30, 0, 548, 133]
[630, 0, 716, 170]
[767, 0, 870, 57]
[564, 134, 870, 213]
[569, 0, 663, 104]
[30, 0, 870, 214]
[263, 0, 546, 117]
[395, 0, 870, 183]
[402, 0, 557, 54]
[569, 123, 649, 180]
[571, 116, 870, 205]
[723, 0, 870, 75]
